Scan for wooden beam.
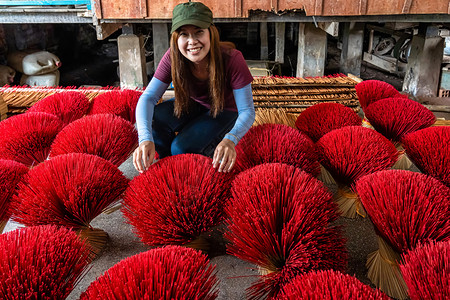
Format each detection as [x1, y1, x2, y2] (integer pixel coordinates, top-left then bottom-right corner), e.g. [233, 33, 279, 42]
[363, 52, 405, 73]
[95, 22, 122, 40]
[318, 22, 339, 36]
[297, 23, 306, 77]
[118, 33, 148, 88]
[152, 23, 169, 72]
[247, 23, 258, 45]
[275, 22, 285, 64]
[340, 22, 364, 76]
[260, 22, 269, 60]
[296, 23, 327, 77]
[403, 30, 445, 97]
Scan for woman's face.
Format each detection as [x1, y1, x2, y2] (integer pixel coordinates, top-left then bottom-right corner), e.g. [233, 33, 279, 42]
[177, 25, 211, 65]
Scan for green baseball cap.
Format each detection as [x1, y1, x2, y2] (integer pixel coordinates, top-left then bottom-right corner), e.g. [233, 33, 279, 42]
[171, 2, 213, 34]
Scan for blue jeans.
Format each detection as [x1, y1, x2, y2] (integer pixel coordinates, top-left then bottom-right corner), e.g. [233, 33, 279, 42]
[153, 99, 238, 158]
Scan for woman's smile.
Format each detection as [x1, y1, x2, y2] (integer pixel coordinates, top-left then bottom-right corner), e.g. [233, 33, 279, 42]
[188, 47, 202, 54]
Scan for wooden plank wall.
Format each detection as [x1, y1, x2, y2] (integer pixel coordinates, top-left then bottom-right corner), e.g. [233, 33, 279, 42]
[94, 0, 450, 19]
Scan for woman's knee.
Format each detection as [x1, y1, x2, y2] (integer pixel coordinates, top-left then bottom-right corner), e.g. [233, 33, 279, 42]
[170, 138, 200, 156]
[170, 133, 221, 157]
[153, 99, 175, 124]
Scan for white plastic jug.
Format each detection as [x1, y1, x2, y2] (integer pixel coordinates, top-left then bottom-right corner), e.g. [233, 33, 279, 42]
[20, 70, 60, 87]
[8, 50, 61, 75]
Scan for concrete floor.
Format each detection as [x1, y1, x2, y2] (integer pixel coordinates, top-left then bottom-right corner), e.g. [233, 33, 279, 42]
[5, 156, 380, 299]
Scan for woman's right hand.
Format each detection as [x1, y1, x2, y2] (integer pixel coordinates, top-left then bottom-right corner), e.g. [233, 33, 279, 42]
[133, 141, 155, 173]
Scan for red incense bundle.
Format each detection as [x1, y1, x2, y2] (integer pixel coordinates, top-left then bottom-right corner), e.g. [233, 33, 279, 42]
[0, 225, 91, 299]
[295, 102, 362, 143]
[226, 163, 347, 299]
[50, 113, 138, 166]
[11, 153, 129, 256]
[235, 123, 320, 177]
[356, 169, 450, 299]
[27, 90, 90, 125]
[364, 97, 435, 170]
[0, 112, 64, 166]
[0, 159, 28, 233]
[122, 153, 234, 251]
[316, 126, 398, 218]
[402, 126, 450, 187]
[80, 245, 218, 299]
[278, 270, 390, 299]
[400, 240, 450, 300]
[88, 89, 142, 124]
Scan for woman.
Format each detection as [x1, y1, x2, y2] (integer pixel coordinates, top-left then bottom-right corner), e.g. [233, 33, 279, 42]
[133, 1, 255, 173]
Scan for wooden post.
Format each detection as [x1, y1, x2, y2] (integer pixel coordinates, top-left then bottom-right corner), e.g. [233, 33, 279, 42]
[403, 25, 444, 97]
[247, 23, 258, 45]
[275, 22, 285, 64]
[296, 23, 327, 77]
[340, 22, 364, 76]
[260, 22, 269, 60]
[117, 24, 148, 89]
[153, 23, 169, 72]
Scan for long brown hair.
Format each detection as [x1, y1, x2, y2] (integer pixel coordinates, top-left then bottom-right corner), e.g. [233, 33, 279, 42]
[170, 24, 235, 118]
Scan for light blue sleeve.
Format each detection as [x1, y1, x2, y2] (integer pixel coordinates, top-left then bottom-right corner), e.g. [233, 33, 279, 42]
[135, 77, 170, 144]
[224, 83, 255, 145]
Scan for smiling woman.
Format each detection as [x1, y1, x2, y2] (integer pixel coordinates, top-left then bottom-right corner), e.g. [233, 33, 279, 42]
[133, 1, 255, 174]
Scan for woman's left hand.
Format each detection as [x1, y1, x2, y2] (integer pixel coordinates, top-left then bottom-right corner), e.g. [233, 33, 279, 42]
[212, 138, 236, 172]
